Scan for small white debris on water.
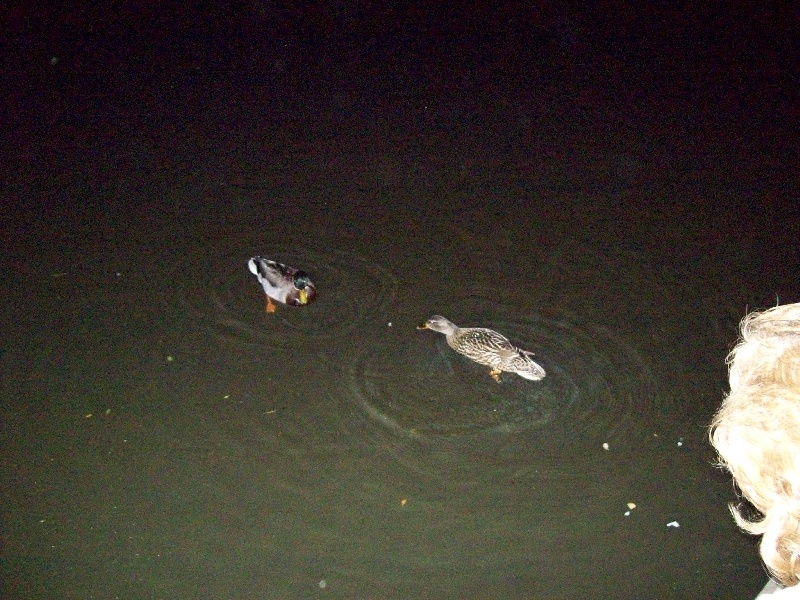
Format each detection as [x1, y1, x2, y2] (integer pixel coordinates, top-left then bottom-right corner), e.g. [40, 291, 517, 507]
[602, 442, 609, 450]
[677, 438, 683, 447]
[387, 322, 392, 327]
[319, 579, 327, 589]
[666, 521, 680, 528]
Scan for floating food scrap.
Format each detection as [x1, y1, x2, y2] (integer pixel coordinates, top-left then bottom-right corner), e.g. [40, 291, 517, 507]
[602, 442, 610, 450]
[666, 521, 680, 528]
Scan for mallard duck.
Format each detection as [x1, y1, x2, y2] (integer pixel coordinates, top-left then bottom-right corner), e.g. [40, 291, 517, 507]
[418, 315, 546, 383]
[247, 257, 317, 313]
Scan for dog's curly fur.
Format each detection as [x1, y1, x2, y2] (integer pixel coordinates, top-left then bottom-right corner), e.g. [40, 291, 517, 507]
[710, 303, 800, 587]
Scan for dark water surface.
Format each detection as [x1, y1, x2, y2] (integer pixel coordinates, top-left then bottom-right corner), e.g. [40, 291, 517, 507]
[3, 4, 798, 599]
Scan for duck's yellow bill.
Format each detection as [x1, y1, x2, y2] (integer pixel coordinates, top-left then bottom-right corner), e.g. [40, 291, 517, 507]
[298, 289, 308, 304]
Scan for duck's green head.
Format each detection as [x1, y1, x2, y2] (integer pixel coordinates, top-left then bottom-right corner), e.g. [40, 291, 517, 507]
[293, 271, 313, 305]
[293, 271, 311, 289]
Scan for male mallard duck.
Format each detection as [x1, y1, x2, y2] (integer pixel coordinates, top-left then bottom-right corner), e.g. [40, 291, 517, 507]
[247, 257, 317, 313]
[418, 315, 546, 383]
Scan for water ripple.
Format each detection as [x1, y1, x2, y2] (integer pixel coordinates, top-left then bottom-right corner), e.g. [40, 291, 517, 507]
[168, 246, 397, 359]
[341, 300, 662, 481]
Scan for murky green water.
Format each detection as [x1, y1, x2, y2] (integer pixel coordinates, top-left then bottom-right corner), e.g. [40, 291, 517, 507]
[4, 8, 795, 596]
[4, 137, 783, 598]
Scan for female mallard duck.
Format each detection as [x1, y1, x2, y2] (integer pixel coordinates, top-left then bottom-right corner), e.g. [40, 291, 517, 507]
[247, 257, 317, 313]
[418, 315, 546, 383]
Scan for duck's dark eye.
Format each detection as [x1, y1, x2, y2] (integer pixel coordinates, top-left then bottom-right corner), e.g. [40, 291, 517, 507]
[294, 271, 310, 289]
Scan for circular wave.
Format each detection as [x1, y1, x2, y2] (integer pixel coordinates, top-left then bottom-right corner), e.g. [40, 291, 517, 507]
[342, 299, 662, 479]
[168, 245, 398, 358]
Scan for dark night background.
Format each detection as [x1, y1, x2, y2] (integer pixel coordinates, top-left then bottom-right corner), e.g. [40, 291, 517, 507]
[2, 1, 799, 599]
